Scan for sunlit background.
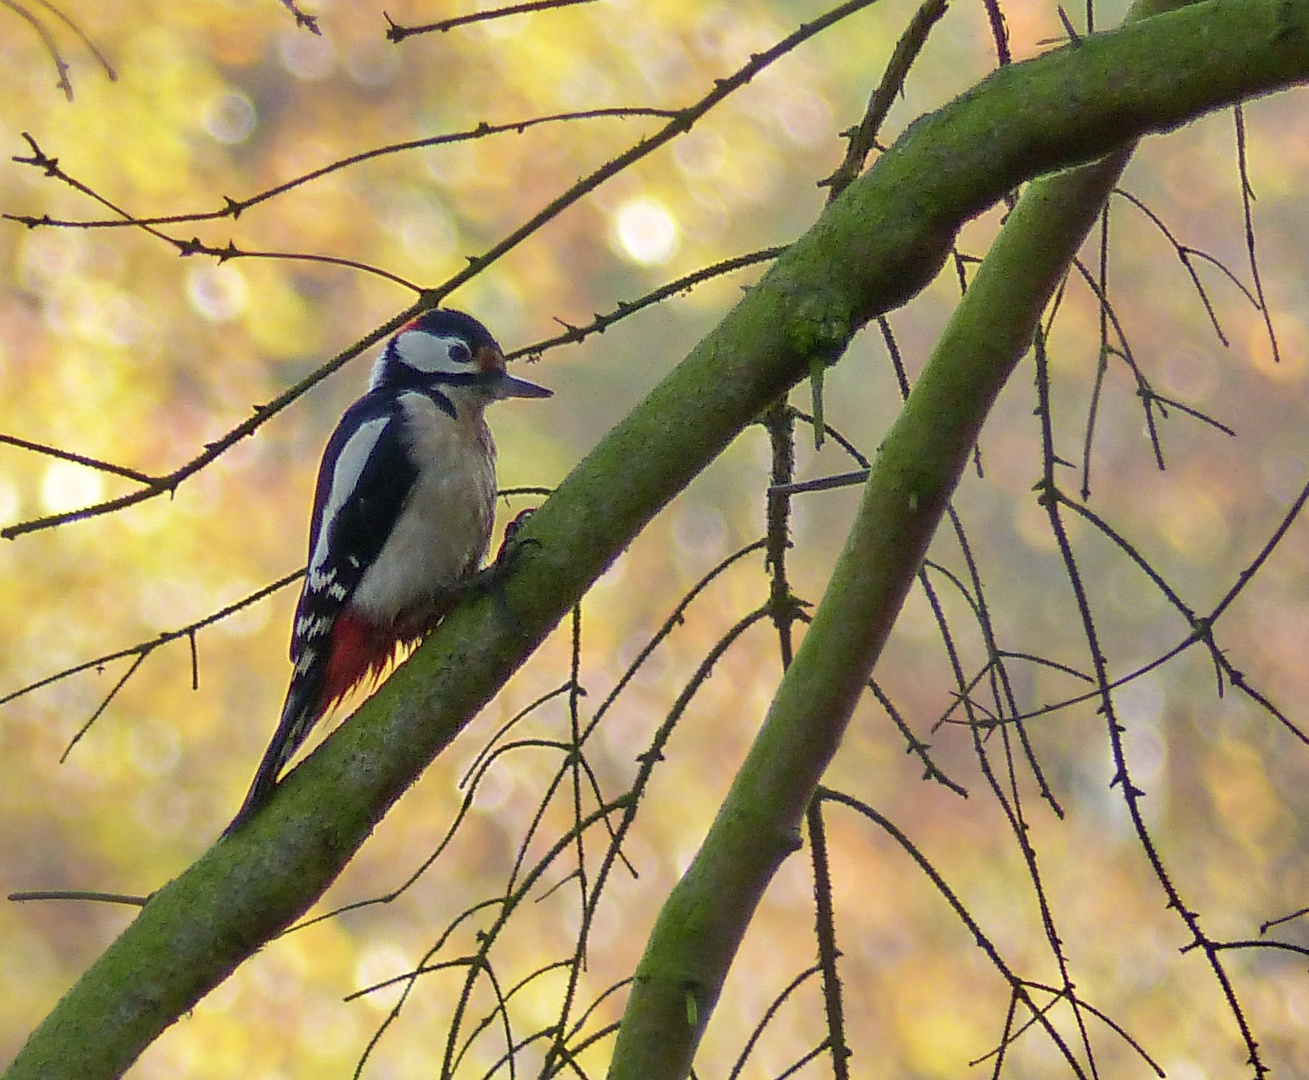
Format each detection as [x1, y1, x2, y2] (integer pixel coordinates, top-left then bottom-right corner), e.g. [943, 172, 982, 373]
[2, 0, 1309, 1077]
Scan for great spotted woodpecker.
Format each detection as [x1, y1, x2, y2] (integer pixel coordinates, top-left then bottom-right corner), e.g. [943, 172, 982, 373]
[226, 309, 551, 832]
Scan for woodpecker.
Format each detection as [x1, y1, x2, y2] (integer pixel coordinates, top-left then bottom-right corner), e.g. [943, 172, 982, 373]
[226, 309, 551, 832]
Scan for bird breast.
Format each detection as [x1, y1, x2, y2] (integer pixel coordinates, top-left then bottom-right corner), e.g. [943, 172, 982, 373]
[350, 390, 498, 629]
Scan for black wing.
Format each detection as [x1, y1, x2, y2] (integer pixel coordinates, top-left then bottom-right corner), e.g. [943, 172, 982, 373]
[289, 392, 417, 664]
[225, 391, 417, 833]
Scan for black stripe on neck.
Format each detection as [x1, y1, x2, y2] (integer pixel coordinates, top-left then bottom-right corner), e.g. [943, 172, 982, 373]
[429, 388, 457, 419]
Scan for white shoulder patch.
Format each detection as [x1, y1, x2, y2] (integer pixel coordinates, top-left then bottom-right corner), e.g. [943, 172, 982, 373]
[308, 415, 391, 587]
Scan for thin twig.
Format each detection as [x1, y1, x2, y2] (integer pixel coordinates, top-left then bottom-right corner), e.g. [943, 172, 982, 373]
[385, 0, 597, 40]
[277, 0, 320, 34]
[8, 889, 148, 906]
[820, 0, 949, 196]
[0, 570, 304, 708]
[0, 433, 155, 484]
[8, 110, 679, 231]
[1234, 105, 1279, 364]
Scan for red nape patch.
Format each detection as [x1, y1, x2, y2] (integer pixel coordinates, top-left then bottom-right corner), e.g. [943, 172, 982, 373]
[322, 612, 398, 708]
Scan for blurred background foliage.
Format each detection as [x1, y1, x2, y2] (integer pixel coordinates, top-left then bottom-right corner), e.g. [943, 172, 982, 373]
[1, 0, 1308, 1077]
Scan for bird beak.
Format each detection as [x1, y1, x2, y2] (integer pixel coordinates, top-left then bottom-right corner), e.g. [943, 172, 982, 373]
[497, 373, 553, 399]
[477, 346, 553, 399]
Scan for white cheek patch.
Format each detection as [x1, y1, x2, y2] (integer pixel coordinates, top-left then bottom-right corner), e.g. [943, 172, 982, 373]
[393, 332, 471, 377]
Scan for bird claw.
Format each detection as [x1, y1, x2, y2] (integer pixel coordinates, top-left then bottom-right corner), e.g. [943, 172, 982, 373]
[497, 507, 537, 555]
[457, 512, 540, 638]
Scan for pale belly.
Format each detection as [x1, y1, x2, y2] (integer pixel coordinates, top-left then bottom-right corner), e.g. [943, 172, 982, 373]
[350, 392, 497, 630]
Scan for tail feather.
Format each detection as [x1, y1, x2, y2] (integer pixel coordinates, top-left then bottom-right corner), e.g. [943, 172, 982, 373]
[223, 665, 326, 835]
[223, 611, 395, 836]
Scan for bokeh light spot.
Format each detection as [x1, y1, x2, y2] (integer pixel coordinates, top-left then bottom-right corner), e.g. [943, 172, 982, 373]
[384, 189, 459, 265]
[127, 721, 183, 778]
[673, 128, 727, 178]
[774, 87, 833, 149]
[40, 461, 105, 515]
[1155, 484, 1230, 562]
[186, 264, 250, 323]
[1160, 344, 1219, 404]
[673, 502, 728, 566]
[1259, 448, 1308, 504]
[353, 944, 413, 1011]
[19, 230, 86, 293]
[1246, 310, 1307, 381]
[344, 40, 400, 88]
[278, 29, 336, 81]
[611, 197, 680, 266]
[202, 90, 257, 145]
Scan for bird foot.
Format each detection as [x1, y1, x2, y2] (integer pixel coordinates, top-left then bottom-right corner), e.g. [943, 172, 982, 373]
[456, 510, 540, 637]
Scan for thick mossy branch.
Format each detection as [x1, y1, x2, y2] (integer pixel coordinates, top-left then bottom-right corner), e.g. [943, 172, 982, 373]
[6, 1, 1308, 1077]
[605, 0, 1205, 1073]
[604, 144, 1140, 1080]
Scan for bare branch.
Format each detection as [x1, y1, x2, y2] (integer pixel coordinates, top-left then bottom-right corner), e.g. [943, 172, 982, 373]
[508, 248, 787, 361]
[4, 0, 72, 99]
[277, 0, 320, 34]
[1234, 105, 1280, 364]
[385, 0, 598, 41]
[820, 0, 949, 195]
[8, 890, 148, 907]
[0, 571, 303, 710]
[0, 432, 155, 485]
[7, 109, 679, 230]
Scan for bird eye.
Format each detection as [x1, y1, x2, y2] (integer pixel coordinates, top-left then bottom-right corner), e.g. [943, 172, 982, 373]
[448, 342, 472, 364]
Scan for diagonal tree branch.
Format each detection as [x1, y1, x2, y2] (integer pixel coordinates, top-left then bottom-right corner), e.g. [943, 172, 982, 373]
[604, 126, 1138, 1080]
[5, 2, 1308, 1077]
[605, 0, 1291, 1072]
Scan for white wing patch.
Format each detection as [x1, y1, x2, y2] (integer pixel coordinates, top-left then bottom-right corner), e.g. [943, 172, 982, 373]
[308, 415, 390, 588]
[295, 612, 334, 638]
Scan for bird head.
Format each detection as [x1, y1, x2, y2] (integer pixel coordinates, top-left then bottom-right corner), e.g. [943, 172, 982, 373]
[370, 309, 552, 404]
